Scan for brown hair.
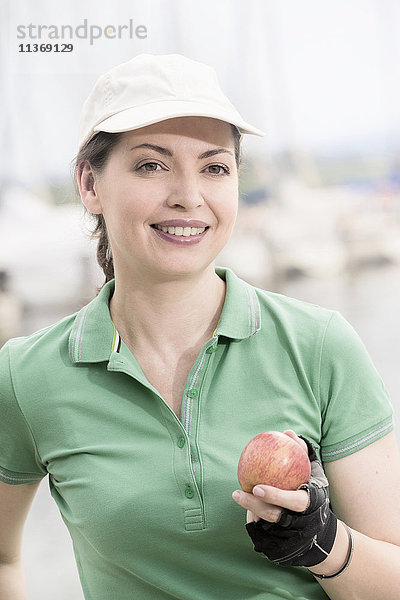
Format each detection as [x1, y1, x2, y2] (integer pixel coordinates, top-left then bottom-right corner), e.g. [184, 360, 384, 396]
[73, 125, 242, 287]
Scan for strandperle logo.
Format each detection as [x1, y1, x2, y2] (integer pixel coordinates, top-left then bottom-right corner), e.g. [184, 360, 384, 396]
[16, 19, 148, 46]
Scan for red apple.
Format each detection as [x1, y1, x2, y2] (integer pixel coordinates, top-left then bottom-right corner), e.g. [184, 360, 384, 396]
[237, 431, 311, 492]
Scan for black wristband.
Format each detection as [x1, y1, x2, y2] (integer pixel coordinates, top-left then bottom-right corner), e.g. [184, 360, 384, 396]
[311, 523, 354, 579]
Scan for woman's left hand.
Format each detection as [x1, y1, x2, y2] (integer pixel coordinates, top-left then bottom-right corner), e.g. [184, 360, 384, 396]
[232, 430, 309, 525]
[232, 481, 309, 525]
[232, 430, 339, 568]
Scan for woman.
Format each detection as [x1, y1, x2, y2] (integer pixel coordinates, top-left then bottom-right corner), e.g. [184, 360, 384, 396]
[0, 53, 399, 600]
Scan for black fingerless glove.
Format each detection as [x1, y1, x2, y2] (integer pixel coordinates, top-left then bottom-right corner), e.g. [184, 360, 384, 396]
[245, 436, 337, 567]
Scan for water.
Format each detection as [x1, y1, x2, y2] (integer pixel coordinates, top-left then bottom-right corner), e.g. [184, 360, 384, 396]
[21, 263, 400, 599]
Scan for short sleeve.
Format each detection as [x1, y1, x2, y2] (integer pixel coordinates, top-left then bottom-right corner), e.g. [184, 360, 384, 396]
[0, 341, 47, 485]
[318, 311, 394, 462]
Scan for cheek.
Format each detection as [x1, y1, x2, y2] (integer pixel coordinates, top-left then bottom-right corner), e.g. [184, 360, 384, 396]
[218, 184, 239, 224]
[100, 185, 139, 226]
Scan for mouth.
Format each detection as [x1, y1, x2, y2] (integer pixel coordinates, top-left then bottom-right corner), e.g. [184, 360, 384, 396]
[150, 224, 210, 237]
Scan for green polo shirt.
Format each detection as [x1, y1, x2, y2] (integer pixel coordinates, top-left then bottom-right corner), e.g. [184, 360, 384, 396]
[0, 266, 393, 600]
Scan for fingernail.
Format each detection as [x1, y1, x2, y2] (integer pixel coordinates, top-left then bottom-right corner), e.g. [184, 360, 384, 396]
[232, 491, 241, 501]
[253, 487, 265, 498]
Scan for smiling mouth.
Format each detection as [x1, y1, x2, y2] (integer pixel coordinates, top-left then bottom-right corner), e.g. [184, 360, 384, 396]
[151, 224, 209, 237]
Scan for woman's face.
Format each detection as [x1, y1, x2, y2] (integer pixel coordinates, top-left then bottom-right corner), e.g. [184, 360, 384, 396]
[85, 116, 239, 281]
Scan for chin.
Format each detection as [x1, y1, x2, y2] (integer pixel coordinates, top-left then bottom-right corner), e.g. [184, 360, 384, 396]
[154, 258, 216, 278]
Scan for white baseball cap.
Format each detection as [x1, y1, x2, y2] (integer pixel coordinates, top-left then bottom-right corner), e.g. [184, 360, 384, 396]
[77, 53, 265, 152]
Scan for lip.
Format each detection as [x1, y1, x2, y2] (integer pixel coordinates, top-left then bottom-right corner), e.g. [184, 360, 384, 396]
[150, 219, 209, 228]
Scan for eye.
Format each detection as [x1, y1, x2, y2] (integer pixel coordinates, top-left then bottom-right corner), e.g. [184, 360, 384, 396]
[204, 164, 230, 176]
[137, 162, 163, 173]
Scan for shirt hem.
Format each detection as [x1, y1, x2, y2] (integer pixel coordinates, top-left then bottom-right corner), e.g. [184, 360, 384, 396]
[0, 465, 45, 485]
[321, 416, 393, 462]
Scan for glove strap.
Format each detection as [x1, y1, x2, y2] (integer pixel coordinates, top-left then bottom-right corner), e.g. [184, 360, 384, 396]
[311, 523, 354, 580]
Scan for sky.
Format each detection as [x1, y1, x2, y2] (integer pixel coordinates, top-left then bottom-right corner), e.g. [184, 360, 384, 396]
[1, 0, 400, 186]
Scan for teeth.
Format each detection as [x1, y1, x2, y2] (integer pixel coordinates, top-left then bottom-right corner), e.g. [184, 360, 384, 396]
[154, 225, 206, 236]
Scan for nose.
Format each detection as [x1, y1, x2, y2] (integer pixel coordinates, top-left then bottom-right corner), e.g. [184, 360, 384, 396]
[166, 173, 205, 210]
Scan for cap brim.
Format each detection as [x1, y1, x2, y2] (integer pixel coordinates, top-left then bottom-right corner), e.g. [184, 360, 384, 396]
[91, 100, 265, 140]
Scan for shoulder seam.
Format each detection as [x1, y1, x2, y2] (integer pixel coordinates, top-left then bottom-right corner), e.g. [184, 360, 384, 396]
[317, 310, 337, 411]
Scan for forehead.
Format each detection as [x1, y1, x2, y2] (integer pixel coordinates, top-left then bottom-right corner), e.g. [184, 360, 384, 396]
[119, 116, 235, 149]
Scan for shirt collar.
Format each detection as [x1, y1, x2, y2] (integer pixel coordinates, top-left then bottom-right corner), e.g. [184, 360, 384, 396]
[69, 280, 116, 364]
[69, 267, 261, 364]
[214, 266, 261, 340]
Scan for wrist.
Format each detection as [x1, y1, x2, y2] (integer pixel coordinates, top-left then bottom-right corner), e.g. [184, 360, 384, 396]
[308, 521, 352, 578]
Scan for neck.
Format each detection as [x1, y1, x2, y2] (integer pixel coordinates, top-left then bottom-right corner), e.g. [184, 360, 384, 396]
[109, 264, 226, 357]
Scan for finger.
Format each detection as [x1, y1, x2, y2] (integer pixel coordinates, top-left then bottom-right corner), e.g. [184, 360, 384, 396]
[283, 429, 308, 455]
[246, 509, 260, 524]
[252, 485, 309, 513]
[232, 490, 282, 523]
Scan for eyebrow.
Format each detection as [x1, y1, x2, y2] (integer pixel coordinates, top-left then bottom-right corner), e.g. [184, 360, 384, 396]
[198, 148, 234, 160]
[129, 143, 234, 160]
[129, 143, 172, 156]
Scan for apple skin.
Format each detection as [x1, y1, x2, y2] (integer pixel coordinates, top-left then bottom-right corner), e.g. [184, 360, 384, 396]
[237, 431, 311, 492]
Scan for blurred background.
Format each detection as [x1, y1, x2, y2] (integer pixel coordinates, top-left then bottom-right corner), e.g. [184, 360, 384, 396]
[1, 0, 400, 597]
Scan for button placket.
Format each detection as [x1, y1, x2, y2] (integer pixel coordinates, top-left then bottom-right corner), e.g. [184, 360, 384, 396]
[182, 340, 217, 439]
[178, 339, 219, 529]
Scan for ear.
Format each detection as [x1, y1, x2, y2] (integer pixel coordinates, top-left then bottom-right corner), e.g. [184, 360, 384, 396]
[77, 162, 103, 214]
